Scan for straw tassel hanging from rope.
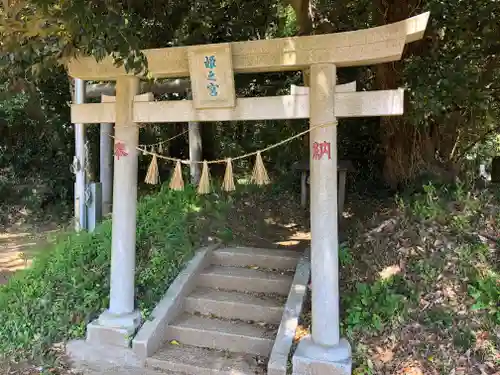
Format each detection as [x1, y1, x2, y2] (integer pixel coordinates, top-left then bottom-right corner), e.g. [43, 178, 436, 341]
[197, 161, 211, 194]
[222, 158, 236, 192]
[145, 153, 160, 185]
[169, 160, 184, 191]
[251, 151, 270, 185]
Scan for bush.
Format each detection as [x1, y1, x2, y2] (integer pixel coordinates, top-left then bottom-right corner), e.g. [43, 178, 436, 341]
[0, 185, 229, 361]
[343, 275, 414, 336]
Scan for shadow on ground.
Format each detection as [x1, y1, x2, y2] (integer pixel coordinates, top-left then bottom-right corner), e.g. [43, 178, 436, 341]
[0, 224, 61, 284]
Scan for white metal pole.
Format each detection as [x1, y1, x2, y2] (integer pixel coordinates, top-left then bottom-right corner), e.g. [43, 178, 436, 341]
[74, 78, 87, 231]
[100, 94, 115, 216]
[187, 89, 202, 184]
[99, 95, 116, 216]
[100, 122, 113, 215]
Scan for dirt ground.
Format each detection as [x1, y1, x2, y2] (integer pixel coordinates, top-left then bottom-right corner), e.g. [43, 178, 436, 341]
[0, 219, 68, 374]
[0, 222, 62, 285]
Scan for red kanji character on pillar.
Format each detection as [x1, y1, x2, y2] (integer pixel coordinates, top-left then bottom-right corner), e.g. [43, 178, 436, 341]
[312, 141, 331, 160]
[114, 141, 128, 160]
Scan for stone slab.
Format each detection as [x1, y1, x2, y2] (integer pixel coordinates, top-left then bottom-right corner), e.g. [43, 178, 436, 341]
[185, 287, 284, 323]
[66, 339, 144, 373]
[86, 319, 136, 348]
[167, 313, 274, 356]
[147, 342, 266, 375]
[198, 265, 293, 295]
[292, 336, 352, 375]
[268, 249, 311, 375]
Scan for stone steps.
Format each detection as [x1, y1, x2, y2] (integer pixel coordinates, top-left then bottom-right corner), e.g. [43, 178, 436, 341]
[166, 313, 277, 355]
[185, 287, 285, 323]
[198, 266, 293, 295]
[212, 246, 301, 270]
[145, 246, 301, 374]
[148, 343, 266, 375]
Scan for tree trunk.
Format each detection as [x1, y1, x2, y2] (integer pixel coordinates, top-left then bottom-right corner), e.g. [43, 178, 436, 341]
[2, 0, 9, 11]
[287, 0, 312, 35]
[374, 0, 432, 188]
[285, 0, 315, 150]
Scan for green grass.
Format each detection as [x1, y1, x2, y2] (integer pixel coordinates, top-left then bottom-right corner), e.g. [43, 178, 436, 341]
[0, 185, 230, 362]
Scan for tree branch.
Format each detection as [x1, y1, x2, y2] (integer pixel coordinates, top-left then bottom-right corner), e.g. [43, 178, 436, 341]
[456, 125, 500, 160]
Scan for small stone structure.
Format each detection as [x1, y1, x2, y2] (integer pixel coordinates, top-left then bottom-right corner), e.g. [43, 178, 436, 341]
[67, 12, 429, 374]
[294, 159, 354, 213]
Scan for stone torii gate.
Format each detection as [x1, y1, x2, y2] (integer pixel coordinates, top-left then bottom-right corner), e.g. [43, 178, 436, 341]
[67, 12, 429, 374]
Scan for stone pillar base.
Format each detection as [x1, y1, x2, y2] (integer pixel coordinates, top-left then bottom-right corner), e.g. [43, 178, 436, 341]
[86, 310, 142, 348]
[292, 336, 352, 375]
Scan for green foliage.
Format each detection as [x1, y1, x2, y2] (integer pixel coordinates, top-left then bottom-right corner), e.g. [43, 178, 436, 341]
[453, 328, 476, 352]
[406, 0, 500, 123]
[424, 306, 454, 328]
[400, 182, 485, 231]
[402, 0, 500, 175]
[343, 275, 413, 335]
[468, 272, 500, 324]
[0, 0, 281, 78]
[339, 242, 354, 267]
[409, 258, 443, 285]
[408, 183, 446, 221]
[0, 86, 37, 171]
[274, 3, 298, 37]
[0, 185, 229, 361]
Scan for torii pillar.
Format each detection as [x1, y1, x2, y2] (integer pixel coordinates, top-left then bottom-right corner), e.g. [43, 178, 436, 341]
[87, 77, 143, 346]
[293, 64, 351, 374]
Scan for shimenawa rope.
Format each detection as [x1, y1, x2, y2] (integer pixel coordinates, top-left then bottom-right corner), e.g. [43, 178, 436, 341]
[113, 121, 338, 192]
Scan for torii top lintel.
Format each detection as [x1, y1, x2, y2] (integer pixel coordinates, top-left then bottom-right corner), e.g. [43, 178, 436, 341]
[67, 12, 429, 81]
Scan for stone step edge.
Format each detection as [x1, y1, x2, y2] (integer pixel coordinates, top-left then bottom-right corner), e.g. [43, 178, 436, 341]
[146, 343, 267, 375]
[166, 313, 277, 356]
[166, 324, 274, 356]
[268, 249, 311, 375]
[198, 266, 294, 295]
[185, 288, 285, 323]
[212, 247, 301, 270]
[132, 242, 221, 359]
